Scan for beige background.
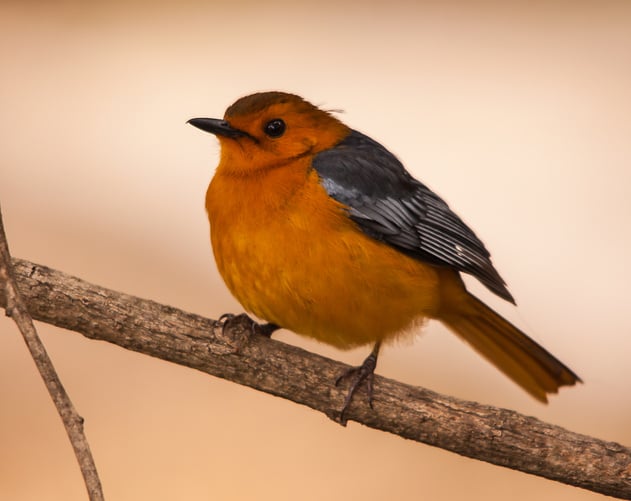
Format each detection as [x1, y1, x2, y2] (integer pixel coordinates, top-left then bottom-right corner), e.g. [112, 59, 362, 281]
[1, 1, 630, 499]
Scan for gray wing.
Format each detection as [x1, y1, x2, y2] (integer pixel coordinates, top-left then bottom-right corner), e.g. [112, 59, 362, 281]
[312, 130, 515, 304]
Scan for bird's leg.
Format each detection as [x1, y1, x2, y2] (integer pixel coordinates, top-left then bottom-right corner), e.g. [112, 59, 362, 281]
[257, 322, 280, 337]
[216, 313, 280, 337]
[335, 340, 382, 425]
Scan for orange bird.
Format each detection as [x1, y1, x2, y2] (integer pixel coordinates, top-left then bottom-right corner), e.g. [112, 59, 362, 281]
[189, 91, 580, 421]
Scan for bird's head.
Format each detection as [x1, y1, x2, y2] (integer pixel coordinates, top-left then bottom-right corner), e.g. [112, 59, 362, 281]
[189, 92, 349, 175]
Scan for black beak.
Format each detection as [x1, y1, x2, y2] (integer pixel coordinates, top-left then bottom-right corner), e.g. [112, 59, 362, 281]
[187, 118, 246, 139]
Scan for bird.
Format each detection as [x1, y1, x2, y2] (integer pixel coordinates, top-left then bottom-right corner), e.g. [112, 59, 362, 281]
[189, 91, 580, 423]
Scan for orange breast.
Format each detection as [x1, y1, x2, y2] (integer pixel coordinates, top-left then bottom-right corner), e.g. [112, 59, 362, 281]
[206, 160, 443, 349]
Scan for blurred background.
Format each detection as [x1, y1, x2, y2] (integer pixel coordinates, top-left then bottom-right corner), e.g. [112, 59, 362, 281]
[1, 1, 630, 499]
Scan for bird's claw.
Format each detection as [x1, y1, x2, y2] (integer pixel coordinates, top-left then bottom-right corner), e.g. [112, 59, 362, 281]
[215, 313, 279, 338]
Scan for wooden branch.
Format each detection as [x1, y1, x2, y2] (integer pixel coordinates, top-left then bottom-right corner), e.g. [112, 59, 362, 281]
[0, 215, 104, 500]
[1, 258, 630, 499]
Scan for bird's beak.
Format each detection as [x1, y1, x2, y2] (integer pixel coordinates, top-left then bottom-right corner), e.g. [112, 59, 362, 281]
[187, 118, 246, 139]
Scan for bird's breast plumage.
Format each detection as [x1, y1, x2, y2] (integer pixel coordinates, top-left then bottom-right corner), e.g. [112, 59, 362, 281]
[206, 159, 443, 349]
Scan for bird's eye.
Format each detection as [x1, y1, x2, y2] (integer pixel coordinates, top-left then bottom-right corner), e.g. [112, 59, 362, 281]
[263, 118, 286, 138]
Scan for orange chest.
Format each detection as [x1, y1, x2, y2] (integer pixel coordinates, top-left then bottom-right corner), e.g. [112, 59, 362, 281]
[205, 165, 350, 303]
[204, 164, 441, 349]
[207, 165, 343, 251]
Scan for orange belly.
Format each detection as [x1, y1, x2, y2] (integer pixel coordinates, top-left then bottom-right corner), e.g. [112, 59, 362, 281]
[206, 164, 442, 349]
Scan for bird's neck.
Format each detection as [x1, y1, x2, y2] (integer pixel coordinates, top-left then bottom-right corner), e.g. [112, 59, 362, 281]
[206, 156, 313, 219]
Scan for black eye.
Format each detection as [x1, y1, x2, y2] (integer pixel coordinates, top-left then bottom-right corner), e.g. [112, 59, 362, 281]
[263, 118, 286, 138]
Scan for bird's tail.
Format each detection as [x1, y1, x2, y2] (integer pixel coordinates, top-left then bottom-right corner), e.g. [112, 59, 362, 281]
[440, 292, 581, 402]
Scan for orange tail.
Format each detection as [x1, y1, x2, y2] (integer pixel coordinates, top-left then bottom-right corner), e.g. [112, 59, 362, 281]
[440, 292, 581, 402]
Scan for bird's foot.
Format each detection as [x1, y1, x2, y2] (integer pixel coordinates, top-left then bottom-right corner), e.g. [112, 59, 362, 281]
[335, 349, 379, 426]
[214, 313, 279, 352]
[216, 313, 279, 337]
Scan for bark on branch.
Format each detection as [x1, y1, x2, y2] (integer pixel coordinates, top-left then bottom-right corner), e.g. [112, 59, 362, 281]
[1, 258, 630, 499]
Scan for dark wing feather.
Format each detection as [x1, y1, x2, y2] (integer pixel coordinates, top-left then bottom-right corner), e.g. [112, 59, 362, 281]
[312, 130, 515, 304]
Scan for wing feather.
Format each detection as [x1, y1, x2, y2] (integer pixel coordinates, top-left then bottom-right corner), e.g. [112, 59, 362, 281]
[312, 130, 515, 303]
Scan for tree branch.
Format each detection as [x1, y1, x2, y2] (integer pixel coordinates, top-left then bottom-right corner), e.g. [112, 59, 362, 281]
[0, 215, 104, 500]
[1, 257, 630, 499]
